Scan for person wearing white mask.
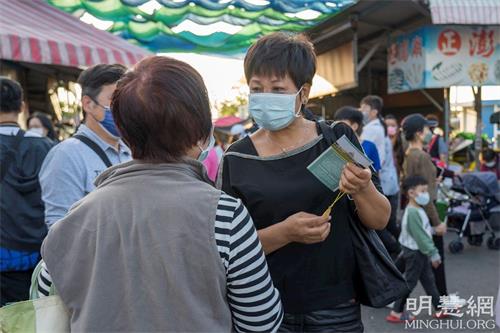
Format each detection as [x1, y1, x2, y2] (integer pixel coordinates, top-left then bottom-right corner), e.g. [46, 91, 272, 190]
[360, 95, 386, 166]
[387, 175, 445, 323]
[217, 32, 392, 332]
[27, 112, 58, 142]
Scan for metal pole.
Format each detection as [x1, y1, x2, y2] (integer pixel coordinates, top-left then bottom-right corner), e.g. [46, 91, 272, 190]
[473, 86, 482, 171]
[443, 88, 450, 166]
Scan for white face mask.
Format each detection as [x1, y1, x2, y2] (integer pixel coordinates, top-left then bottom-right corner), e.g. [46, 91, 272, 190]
[485, 161, 496, 168]
[197, 134, 215, 162]
[248, 87, 303, 131]
[362, 111, 371, 125]
[415, 192, 430, 206]
[29, 127, 45, 137]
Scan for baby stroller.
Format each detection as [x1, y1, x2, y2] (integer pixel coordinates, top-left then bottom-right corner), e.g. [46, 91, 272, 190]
[441, 172, 500, 253]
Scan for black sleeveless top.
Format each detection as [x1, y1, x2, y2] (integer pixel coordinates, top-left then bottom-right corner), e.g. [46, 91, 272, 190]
[219, 122, 383, 314]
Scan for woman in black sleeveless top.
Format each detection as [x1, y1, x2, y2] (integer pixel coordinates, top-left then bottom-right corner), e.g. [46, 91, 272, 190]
[217, 33, 390, 332]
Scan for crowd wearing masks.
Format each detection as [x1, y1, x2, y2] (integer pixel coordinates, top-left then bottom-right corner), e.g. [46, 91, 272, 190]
[1, 31, 496, 332]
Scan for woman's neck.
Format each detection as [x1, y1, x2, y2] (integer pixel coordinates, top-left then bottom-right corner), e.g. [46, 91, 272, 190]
[253, 117, 316, 156]
[266, 117, 311, 142]
[408, 140, 423, 150]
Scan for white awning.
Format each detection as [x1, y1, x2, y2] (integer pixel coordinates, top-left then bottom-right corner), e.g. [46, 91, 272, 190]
[429, 0, 500, 25]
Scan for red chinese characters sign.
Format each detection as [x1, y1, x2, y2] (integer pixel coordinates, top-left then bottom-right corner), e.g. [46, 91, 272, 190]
[438, 29, 461, 56]
[388, 25, 500, 94]
[469, 29, 495, 58]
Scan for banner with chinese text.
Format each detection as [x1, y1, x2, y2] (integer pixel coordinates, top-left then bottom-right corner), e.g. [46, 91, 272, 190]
[388, 25, 500, 94]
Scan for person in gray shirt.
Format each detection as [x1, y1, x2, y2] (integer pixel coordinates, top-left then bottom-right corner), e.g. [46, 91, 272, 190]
[39, 64, 131, 227]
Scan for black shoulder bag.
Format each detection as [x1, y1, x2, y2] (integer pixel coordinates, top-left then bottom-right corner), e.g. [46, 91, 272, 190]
[0, 129, 25, 182]
[73, 134, 112, 168]
[318, 121, 409, 308]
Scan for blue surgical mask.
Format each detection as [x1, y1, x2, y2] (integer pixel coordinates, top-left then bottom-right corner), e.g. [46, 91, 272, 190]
[100, 107, 121, 138]
[248, 87, 303, 131]
[198, 134, 215, 162]
[415, 192, 430, 206]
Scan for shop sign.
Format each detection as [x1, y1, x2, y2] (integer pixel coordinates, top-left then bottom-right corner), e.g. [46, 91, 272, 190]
[388, 25, 500, 93]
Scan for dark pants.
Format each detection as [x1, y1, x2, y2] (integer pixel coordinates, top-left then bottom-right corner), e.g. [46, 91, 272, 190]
[394, 247, 440, 313]
[279, 301, 363, 332]
[432, 235, 448, 296]
[0, 269, 33, 306]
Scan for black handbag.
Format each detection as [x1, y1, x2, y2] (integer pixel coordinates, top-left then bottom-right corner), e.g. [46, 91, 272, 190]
[318, 121, 409, 308]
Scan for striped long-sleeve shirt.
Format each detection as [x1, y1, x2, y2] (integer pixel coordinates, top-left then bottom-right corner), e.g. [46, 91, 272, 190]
[37, 193, 283, 332]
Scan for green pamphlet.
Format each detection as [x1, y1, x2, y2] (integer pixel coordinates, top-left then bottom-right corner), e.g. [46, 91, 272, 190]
[307, 134, 373, 192]
[307, 135, 373, 216]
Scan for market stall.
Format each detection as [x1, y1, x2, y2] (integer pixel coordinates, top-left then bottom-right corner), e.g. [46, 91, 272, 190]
[0, 0, 150, 136]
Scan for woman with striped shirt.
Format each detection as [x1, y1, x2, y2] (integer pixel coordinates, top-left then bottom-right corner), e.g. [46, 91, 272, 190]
[35, 56, 282, 332]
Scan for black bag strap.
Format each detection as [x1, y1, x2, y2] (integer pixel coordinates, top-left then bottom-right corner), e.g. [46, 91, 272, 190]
[318, 120, 340, 146]
[0, 129, 25, 182]
[73, 134, 112, 168]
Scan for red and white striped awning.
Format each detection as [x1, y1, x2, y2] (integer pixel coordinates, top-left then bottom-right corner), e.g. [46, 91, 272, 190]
[0, 0, 150, 68]
[429, 0, 500, 25]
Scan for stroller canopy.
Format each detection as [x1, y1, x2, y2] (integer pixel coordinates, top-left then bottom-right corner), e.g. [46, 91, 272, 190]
[459, 172, 499, 197]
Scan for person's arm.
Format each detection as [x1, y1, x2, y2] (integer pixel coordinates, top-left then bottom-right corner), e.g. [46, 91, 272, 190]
[341, 163, 390, 230]
[338, 124, 390, 230]
[39, 146, 86, 227]
[215, 195, 283, 332]
[372, 126, 387, 166]
[363, 142, 381, 172]
[371, 144, 381, 173]
[33, 260, 54, 298]
[406, 209, 440, 261]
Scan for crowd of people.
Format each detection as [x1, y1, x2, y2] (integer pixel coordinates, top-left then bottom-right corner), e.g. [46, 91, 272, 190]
[0, 32, 498, 332]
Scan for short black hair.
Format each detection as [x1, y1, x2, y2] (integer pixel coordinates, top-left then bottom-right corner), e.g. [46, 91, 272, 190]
[0, 76, 23, 113]
[334, 106, 363, 136]
[402, 175, 428, 194]
[361, 95, 384, 114]
[77, 64, 127, 99]
[244, 32, 316, 90]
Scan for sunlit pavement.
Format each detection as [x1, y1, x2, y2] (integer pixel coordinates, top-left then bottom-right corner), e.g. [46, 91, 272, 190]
[362, 232, 500, 333]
